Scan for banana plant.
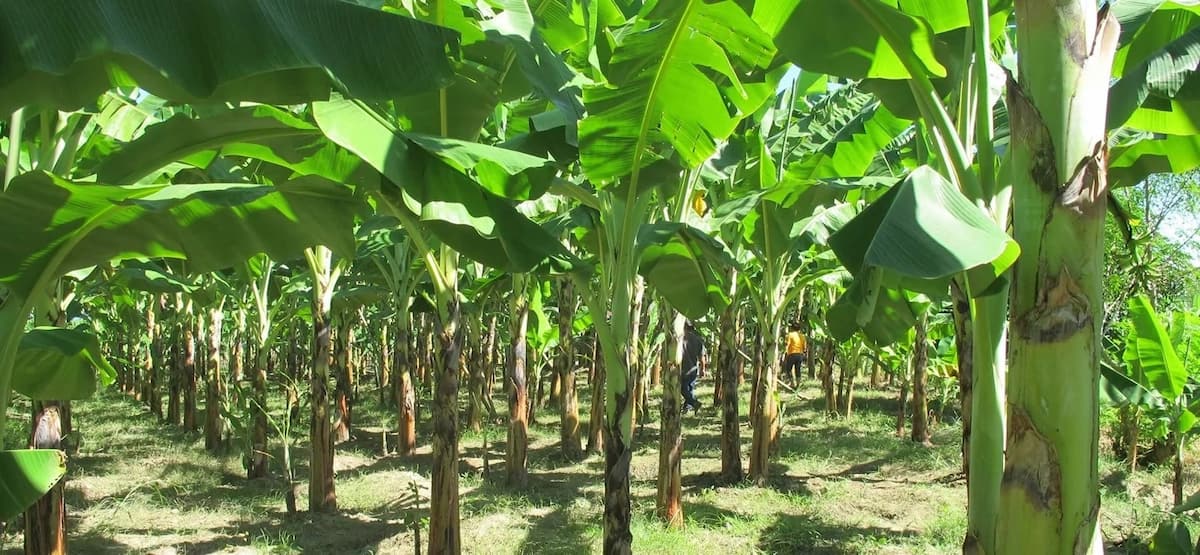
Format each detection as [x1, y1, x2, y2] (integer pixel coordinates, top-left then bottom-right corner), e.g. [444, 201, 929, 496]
[1111, 295, 1200, 507]
[763, 1, 1192, 551]
[0, 0, 459, 532]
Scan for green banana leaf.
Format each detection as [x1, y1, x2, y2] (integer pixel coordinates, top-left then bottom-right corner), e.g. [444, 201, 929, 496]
[579, 0, 775, 184]
[13, 327, 116, 400]
[764, 0, 946, 81]
[0, 0, 458, 114]
[0, 172, 361, 300]
[830, 166, 1016, 295]
[0, 449, 67, 521]
[825, 166, 1015, 344]
[1108, 134, 1200, 189]
[1108, 5, 1200, 134]
[1099, 359, 1159, 408]
[1173, 488, 1200, 513]
[112, 262, 197, 295]
[785, 101, 913, 180]
[637, 223, 734, 320]
[826, 277, 922, 346]
[95, 106, 320, 184]
[313, 100, 578, 273]
[1149, 519, 1193, 555]
[1125, 294, 1188, 400]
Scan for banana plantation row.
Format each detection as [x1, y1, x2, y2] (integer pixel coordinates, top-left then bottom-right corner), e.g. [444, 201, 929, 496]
[2, 0, 1200, 554]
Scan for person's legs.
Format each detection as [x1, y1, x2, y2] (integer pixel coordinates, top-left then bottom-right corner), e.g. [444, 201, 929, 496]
[681, 370, 700, 411]
[783, 354, 802, 382]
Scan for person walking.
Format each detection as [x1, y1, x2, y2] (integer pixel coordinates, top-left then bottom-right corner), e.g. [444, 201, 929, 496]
[783, 322, 807, 383]
[680, 320, 706, 414]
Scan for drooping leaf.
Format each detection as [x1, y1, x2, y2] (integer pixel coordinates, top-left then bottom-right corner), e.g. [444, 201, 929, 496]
[0, 172, 361, 299]
[480, 0, 585, 143]
[312, 100, 578, 273]
[637, 223, 733, 320]
[0, 0, 459, 114]
[313, 99, 555, 200]
[112, 261, 197, 295]
[1108, 134, 1200, 188]
[13, 327, 115, 400]
[767, 0, 946, 81]
[95, 106, 320, 184]
[829, 166, 1016, 292]
[0, 450, 67, 521]
[826, 280, 919, 345]
[1100, 359, 1159, 407]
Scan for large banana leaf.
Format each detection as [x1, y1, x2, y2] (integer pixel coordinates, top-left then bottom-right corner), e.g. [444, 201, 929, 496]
[0, 0, 458, 114]
[480, 0, 585, 143]
[826, 279, 921, 345]
[785, 101, 913, 180]
[830, 166, 1016, 289]
[636, 223, 734, 319]
[0, 450, 66, 521]
[1108, 134, 1200, 188]
[1125, 294, 1189, 400]
[825, 166, 1016, 344]
[312, 100, 578, 273]
[763, 0, 946, 81]
[1108, 12, 1200, 133]
[0, 172, 361, 300]
[13, 327, 115, 400]
[95, 106, 320, 184]
[579, 0, 775, 184]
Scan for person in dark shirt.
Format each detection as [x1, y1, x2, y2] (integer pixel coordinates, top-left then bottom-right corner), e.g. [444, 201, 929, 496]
[680, 320, 706, 414]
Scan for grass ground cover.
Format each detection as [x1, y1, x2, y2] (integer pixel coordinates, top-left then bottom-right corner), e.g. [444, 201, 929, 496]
[1, 379, 1191, 554]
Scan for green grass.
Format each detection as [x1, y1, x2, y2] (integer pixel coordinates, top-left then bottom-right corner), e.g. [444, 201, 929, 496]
[0, 377, 1193, 554]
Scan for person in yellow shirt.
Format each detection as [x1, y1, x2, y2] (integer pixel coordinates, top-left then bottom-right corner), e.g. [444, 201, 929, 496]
[783, 322, 807, 383]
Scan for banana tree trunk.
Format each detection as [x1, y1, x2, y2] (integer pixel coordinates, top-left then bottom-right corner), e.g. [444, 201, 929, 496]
[309, 296, 337, 512]
[1174, 428, 1184, 507]
[332, 313, 353, 444]
[749, 318, 781, 485]
[484, 313, 498, 402]
[380, 323, 391, 407]
[204, 306, 225, 452]
[896, 364, 909, 438]
[168, 319, 181, 426]
[951, 283, 973, 479]
[429, 293, 463, 554]
[995, 4, 1118, 553]
[468, 314, 485, 433]
[630, 280, 646, 431]
[183, 302, 198, 433]
[718, 271, 742, 483]
[911, 315, 930, 446]
[507, 274, 530, 488]
[821, 341, 836, 417]
[395, 309, 417, 457]
[1120, 406, 1139, 473]
[836, 354, 849, 415]
[656, 312, 684, 527]
[587, 333, 605, 455]
[248, 342, 270, 480]
[559, 278, 582, 459]
[147, 299, 162, 419]
[839, 348, 858, 420]
[25, 401, 65, 555]
[232, 309, 245, 385]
